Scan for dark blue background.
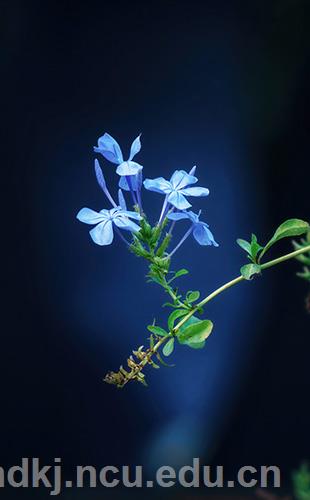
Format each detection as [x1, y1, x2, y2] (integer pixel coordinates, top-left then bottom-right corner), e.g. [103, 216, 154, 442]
[2, 0, 310, 496]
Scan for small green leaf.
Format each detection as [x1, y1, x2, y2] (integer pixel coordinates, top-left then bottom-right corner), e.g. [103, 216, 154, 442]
[168, 309, 188, 331]
[177, 319, 213, 347]
[295, 253, 310, 265]
[147, 325, 167, 337]
[237, 235, 263, 263]
[162, 301, 177, 308]
[156, 352, 175, 367]
[240, 263, 261, 280]
[150, 361, 160, 369]
[168, 268, 189, 283]
[174, 268, 189, 278]
[186, 290, 200, 303]
[250, 234, 263, 261]
[297, 268, 310, 281]
[237, 238, 251, 255]
[259, 219, 309, 261]
[163, 338, 175, 357]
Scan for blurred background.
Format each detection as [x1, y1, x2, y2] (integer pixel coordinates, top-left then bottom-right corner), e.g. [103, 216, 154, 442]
[2, 0, 310, 498]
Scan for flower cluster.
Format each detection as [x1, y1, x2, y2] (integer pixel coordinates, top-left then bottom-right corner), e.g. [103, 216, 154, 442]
[77, 132, 310, 389]
[77, 132, 218, 251]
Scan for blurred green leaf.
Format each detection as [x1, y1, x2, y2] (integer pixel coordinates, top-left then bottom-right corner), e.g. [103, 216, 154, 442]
[293, 463, 310, 500]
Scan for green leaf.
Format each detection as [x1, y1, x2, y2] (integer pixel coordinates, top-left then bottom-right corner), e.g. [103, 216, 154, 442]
[156, 352, 175, 367]
[259, 219, 309, 261]
[250, 234, 263, 261]
[174, 268, 189, 279]
[177, 319, 213, 348]
[168, 268, 189, 283]
[150, 361, 160, 369]
[297, 268, 310, 281]
[295, 254, 310, 265]
[163, 338, 175, 357]
[237, 235, 263, 263]
[292, 463, 310, 500]
[236, 238, 251, 255]
[186, 290, 200, 303]
[179, 315, 201, 330]
[240, 263, 261, 280]
[147, 325, 167, 337]
[168, 309, 189, 330]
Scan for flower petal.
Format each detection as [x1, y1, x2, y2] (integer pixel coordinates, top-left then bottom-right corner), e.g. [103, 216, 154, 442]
[143, 177, 172, 194]
[120, 210, 142, 220]
[89, 220, 114, 245]
[106, 208, 119, 217]
[167, 210, 200, 223]
[167, 211, 191, 221]
[167, 191, 192, 209]
[187, 210, 200, 223]
[170, 170, 198, 190]
[129, 134, 141, 160]
[180, 186, 210, 197]
[113, 217, 141, 233]
[116, 161, 143, 176]
[188, 165, 197, 176]
[94, 159, 107, 190]
[193, 223, 219, 246]
[94, 133, 123, 164]
[76, 207, 106, 225]
[118, 189, 127, 210]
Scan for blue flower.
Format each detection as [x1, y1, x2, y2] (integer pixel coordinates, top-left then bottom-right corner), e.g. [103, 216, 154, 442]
[143, 170, 209, 210]
[168, 210, 219, 246]
[76, 206, 141, 246]
[94, 133, 143, 177]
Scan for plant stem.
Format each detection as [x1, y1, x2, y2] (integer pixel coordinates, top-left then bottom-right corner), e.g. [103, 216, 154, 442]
[259, 245, 310, 270]
[161, 274, 189, 309]
[174, 244, 310, 332]
[110, 244, 310, 388]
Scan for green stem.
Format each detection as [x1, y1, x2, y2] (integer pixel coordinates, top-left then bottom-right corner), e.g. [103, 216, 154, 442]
[173, 244, 310, 333]
[161, 274, 189, 309]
